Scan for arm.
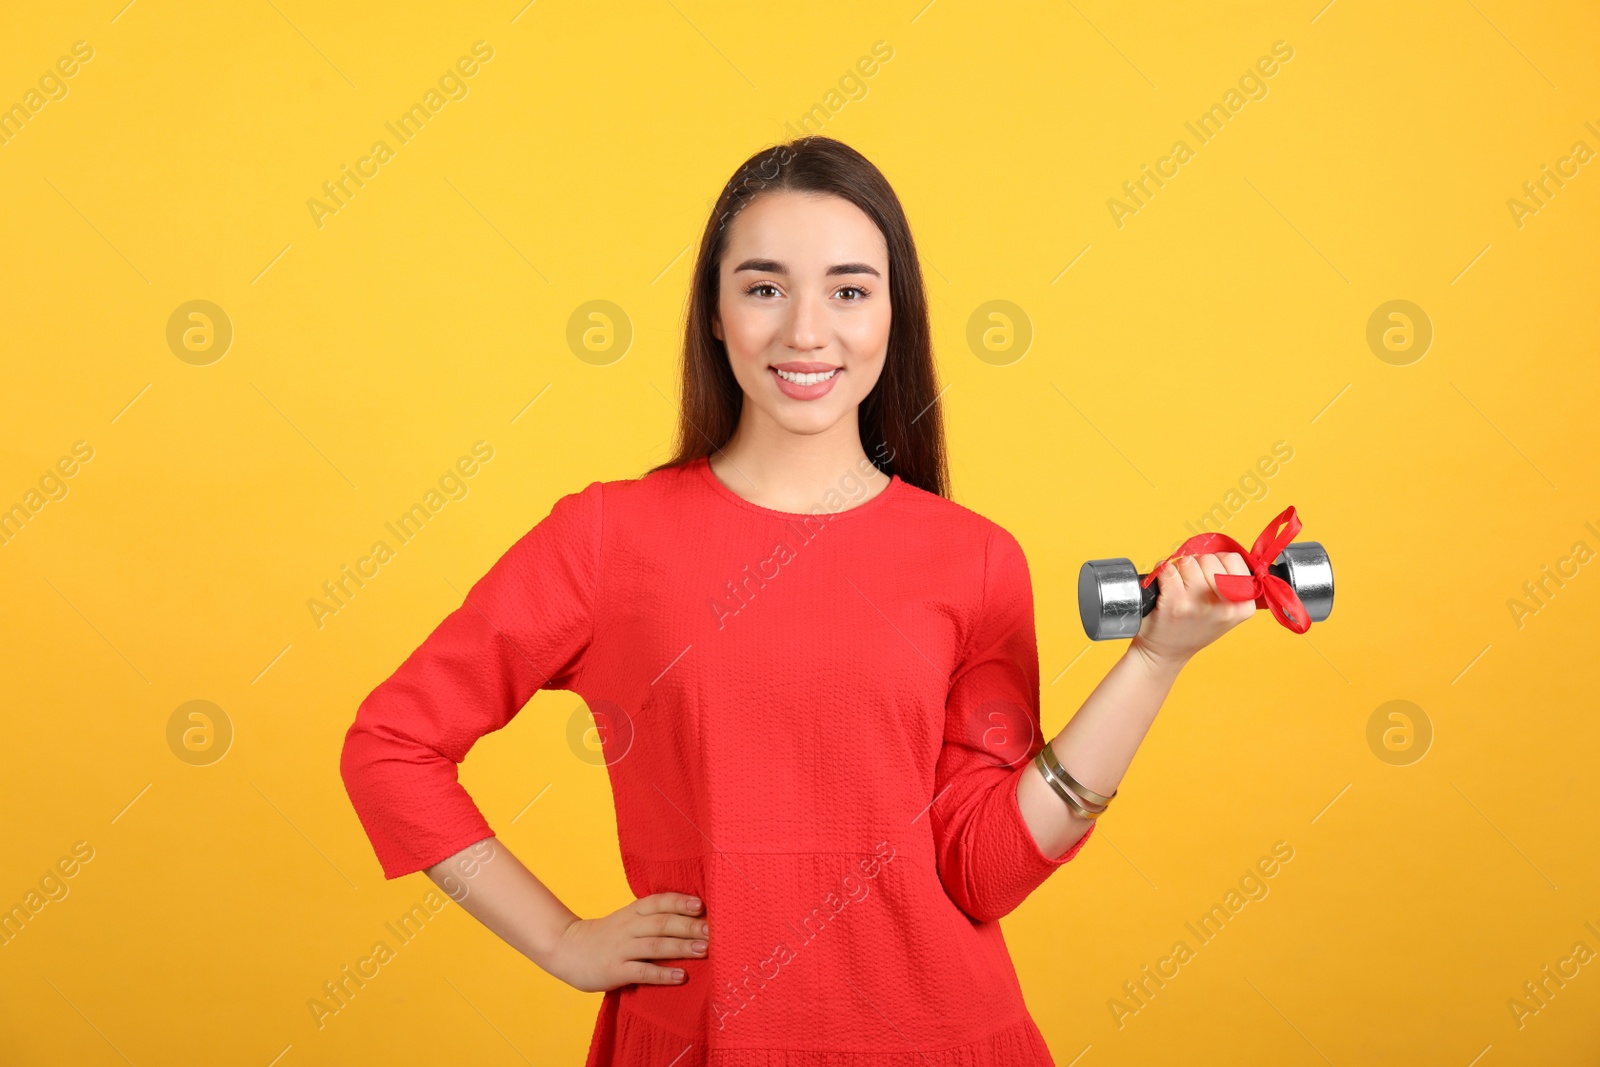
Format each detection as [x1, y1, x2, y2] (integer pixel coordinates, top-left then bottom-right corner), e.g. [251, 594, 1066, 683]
[1016, 551, 1257, 859]
[1013, 645, 1179, 858]
[424, 837, 579, 967]
[338, 481, 601, 880]
[930, 529, 1253, 923]
[339, 483, 709, 991]
[929, 525, 1090, 924]
[425, 836, 708, 992]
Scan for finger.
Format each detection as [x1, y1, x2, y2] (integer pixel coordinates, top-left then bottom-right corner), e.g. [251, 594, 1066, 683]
[1153, 558, 1181, 603]
[637, 892, 702, 916]
[1172, 554, 1205, 595]
[632, 934, 709, 959]
[636, 911, 709, 939]
[1199, 552, 1255, 621]
[624, 960, 688, 985]
[1215, 552, 1257, 616]
[1195, 552, 1229, 596]
[1150, 557, 1184, 596]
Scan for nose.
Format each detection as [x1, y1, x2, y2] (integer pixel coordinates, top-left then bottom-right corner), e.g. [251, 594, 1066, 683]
[783, 289, 826, 353]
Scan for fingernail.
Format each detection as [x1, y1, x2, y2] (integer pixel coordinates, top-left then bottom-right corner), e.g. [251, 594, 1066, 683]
[674, 969, 687, 982]
[691, 940, 707, 953]
[687, 897, 702, 911]
[700, 921, 709, 936]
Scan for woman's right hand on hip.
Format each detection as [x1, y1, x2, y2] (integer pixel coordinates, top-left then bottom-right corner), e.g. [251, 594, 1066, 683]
[545, 891, 709, 992]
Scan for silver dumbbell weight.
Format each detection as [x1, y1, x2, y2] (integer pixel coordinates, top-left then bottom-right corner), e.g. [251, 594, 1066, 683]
[1078, 542, 1334, 641]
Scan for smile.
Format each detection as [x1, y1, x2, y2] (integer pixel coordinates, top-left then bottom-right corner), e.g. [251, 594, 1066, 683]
[774, 368, 839, 385]
[769, 364, 843, 401]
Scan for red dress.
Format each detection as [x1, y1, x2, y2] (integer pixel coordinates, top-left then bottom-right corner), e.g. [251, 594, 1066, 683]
[340, 455, 1095, 1065]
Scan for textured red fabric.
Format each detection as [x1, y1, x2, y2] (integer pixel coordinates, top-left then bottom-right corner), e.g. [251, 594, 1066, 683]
[340, 455, 1095, 1064]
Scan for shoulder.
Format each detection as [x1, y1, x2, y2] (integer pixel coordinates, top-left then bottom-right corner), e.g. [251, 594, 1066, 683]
[891, 478, 1025, 556]
[575, 459, 698, 509]
[542, 459, 700, 526]
[890, 484, 1036, 652]
[888, 480, 1032, 597]
[511, 464, 694, 566]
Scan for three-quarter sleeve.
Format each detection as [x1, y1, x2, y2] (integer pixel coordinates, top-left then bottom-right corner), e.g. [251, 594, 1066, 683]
[339, 479, 603, 880]
[930, 523, 1094, 923]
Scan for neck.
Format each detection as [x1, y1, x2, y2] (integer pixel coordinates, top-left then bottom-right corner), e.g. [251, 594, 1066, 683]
[708, 411, 888, 514]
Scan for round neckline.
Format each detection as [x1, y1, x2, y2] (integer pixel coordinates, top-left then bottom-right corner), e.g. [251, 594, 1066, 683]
[694, 454, 902, 522]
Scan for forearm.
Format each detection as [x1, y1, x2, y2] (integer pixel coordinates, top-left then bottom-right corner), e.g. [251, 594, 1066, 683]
[424, 837, 578, 970]
[1016, 643, 1186, 858]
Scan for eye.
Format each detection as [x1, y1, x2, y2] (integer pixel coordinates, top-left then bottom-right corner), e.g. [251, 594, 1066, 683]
[836, 285, 870, 301]
[743, 281, 780, 298]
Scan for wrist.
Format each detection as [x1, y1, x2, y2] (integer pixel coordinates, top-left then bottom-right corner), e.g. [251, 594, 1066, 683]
[1129, 638, 1188, 681]
[528, 907, 581, 969]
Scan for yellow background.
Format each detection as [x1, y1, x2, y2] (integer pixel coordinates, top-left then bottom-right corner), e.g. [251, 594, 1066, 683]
[3, 0, 1597, 1063]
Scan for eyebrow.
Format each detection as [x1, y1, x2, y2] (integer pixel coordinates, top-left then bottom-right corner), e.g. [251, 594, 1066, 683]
[732, 258, 882, 278]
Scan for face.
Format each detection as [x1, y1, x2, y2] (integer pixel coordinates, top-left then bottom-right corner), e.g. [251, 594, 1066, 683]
[712, 190, 891, 438]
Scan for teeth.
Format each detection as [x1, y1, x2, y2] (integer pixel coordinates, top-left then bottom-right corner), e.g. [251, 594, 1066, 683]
[775, 368, 839, 385]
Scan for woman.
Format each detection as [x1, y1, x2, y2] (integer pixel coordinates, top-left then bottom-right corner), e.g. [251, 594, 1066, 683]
[339, 135, 1255, 1064]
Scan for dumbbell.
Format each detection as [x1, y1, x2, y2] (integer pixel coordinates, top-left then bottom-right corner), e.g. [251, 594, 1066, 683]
[1078, 542, 1334, 641]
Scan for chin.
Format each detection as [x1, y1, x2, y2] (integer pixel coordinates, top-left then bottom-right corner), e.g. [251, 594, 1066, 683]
[765, 403, 850, 436]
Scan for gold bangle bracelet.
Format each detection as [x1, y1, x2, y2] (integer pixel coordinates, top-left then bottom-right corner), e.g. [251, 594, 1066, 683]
[1035, 752, 1100, 820]
[1039, 741, 1116, 807]
[1033, 748, 1104, 820]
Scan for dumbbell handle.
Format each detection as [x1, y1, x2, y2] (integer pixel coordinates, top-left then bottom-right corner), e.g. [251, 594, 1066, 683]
[1078, 541, 1334, 640]
[1132, 555, 1297, 616]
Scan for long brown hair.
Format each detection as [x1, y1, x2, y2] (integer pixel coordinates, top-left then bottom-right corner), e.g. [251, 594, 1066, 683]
[645, 135, 949, 498]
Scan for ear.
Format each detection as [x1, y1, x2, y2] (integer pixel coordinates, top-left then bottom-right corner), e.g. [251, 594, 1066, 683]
[711, 310, 722, 342]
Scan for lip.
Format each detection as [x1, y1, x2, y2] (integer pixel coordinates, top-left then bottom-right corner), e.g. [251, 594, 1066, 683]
[770, 364, 842, 401]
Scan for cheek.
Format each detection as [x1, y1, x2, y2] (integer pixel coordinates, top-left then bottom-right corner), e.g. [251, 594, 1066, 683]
[844, 309, 888, 342]
[840, 307, 891, 366]
[718, 306, 772, 361]
[842, 354, 890, 402]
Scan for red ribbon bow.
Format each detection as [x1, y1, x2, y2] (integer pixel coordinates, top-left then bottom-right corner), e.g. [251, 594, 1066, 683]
[1138, 505, 1312, 634]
